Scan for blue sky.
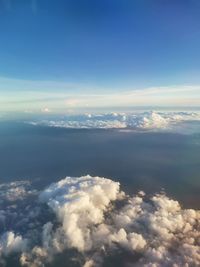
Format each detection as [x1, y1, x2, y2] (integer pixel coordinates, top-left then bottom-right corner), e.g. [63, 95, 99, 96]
[1, 0, 200, 112]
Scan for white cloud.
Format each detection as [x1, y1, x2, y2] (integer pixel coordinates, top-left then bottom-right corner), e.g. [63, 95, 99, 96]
[28, 175, 200, 267]
[41, 107, 50, 113]
[0, 181, 37, 202]
[0, 175, 199, 266]
[28, 111, 200, 132]
[39, 175, 122, 251]
[0, 231, 27, 256]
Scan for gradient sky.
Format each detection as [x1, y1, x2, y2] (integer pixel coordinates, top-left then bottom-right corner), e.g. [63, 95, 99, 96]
[1, 0, 200, 112]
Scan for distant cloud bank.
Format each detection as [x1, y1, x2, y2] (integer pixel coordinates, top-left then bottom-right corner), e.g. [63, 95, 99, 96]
[0, 175, 199, 266]
[28, 111, 200, 132]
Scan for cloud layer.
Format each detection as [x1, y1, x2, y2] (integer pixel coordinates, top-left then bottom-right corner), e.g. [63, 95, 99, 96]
[0, 175, 199, 266]
[29, 111, 200, 131]
[1, 78, 200, 112]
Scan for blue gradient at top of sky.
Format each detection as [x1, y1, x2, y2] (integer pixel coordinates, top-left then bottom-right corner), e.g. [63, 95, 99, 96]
[1, 0, 200, 112]
[1, 0, 200, 86]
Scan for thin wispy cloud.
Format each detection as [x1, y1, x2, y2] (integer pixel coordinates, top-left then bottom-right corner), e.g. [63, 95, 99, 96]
[1, 76, 200, 113]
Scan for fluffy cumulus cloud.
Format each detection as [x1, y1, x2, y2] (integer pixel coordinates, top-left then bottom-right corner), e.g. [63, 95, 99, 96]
[28, 111, 200, 131]
[39, 175, 122, 252]
[0, 175, 200, 266]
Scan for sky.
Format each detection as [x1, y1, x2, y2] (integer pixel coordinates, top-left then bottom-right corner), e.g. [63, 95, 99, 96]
[1, 0, 200, 113]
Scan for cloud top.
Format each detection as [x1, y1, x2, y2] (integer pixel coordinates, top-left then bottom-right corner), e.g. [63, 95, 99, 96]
[28, 111, 200, 132]
[39, 175, 122, 251]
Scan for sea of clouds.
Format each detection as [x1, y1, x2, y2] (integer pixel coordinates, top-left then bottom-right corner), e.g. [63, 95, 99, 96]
[0, 175, 199, 267]
[28, 111, 200, 131]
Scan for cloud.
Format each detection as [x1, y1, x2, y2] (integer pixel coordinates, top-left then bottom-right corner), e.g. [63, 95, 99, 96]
[28, 111, 200, 132]
[0, 232, 27, 256]
[0, 175, 199, 266]
[24, 175, 200, 267]
[65, 98, 86, 107]
[39, 175, 122, 252]
[1, 77, 200, 112]
[41, 107, 50, 113]
[0, 181, 37, 203]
